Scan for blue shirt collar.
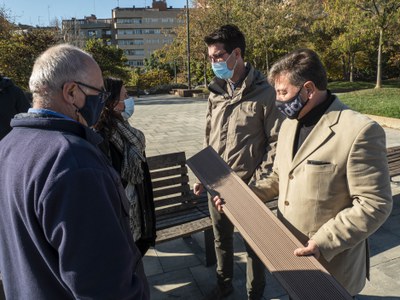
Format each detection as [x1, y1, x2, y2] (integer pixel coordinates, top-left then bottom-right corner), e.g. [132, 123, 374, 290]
[28, 108, 76, 122]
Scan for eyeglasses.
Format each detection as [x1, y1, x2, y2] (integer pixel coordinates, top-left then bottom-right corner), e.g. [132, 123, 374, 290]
[208, 51, 228, 63]
[74, 81, 110, 103]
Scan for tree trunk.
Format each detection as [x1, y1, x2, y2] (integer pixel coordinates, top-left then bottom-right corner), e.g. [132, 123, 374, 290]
[375, 27, 383, 89]
[347, 52, 351, 81]
[350, 53, 354, 83]
[203, 55, 207, 86]
[342, 56, 347, 81]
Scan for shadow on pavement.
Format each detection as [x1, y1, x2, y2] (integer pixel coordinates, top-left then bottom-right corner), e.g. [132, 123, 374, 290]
[369, 193, 400, 257]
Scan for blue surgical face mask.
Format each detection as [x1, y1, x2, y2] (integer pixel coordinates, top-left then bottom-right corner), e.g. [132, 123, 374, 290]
[121, 97, 134, 120]
[275, 86, 308, 119]
[74, 94, 105, 126]
[211, 52, 237, 80]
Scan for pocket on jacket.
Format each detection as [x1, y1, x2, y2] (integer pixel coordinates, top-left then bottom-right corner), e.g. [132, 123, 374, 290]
[304, 163, 336, 202]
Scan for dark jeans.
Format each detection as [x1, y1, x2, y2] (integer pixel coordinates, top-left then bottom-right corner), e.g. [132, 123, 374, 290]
[209, 197, 266, 300]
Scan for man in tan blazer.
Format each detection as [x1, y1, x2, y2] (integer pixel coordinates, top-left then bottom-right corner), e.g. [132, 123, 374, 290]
[213, 49, 393, 296]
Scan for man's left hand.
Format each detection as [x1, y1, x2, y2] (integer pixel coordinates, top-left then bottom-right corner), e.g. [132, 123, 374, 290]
[294, 239, 320, 259]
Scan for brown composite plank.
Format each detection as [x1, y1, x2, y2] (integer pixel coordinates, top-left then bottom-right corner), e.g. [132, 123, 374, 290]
[187, 146, 352, 300]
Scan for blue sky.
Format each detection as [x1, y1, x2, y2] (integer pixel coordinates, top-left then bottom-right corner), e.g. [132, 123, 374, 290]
[3, 0, 189, 26]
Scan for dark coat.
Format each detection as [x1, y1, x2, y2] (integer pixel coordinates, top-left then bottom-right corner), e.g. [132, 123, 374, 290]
[0, 113, 149, 300]
[0, 77, 30, 140]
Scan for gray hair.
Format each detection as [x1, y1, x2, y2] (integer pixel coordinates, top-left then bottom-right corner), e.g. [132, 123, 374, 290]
[29, 44, 95, 106]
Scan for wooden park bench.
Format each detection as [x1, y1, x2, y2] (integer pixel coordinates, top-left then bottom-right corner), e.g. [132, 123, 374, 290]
[387, 145, 400, 182]
[146, 151, 279, 266]
[146, 151, 215, 266]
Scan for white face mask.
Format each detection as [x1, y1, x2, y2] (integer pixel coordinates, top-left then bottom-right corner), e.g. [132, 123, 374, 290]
[121, 97, 134, 120]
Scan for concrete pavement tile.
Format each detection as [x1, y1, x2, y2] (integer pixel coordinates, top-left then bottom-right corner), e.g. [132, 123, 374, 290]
[188, 264, 215, 295]
[153, 238, 202, 273]
[262, 270, 288, 300]
[190, 264, 249, 300]
[381, 216, 400, 235]
[370, 244, 400, 267]
[375, 257, 400, 285]
[359, 258, 400, 298]
[369, 226, 400, 266]
[147, 267, 203, 299]
[143, 247, 163, 277]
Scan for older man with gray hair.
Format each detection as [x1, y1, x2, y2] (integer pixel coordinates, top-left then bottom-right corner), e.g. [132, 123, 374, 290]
[0, 44, 149, 299]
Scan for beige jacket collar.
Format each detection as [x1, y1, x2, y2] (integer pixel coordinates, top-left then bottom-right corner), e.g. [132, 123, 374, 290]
[285, 96, 346, 172]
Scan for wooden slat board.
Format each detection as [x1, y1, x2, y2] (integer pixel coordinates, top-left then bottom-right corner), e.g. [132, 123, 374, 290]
[156, 217, 212, 243]
[147, 151, 186, 169]
[150, 166, 188, 180]
[187, 146, 352, 300]
[153, 194, 193, 208]
[386, 146, 400, 178]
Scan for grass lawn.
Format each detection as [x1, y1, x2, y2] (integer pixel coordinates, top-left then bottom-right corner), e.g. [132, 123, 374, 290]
[328, 80, 400, 119]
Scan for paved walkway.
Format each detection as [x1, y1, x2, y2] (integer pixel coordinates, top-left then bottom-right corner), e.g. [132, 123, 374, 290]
[131, 94, 400, 300]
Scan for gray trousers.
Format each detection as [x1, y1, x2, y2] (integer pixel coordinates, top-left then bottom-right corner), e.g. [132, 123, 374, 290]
[208, 197, 266, 300]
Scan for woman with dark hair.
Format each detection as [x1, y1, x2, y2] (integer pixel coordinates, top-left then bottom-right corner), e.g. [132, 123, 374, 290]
[94, 77, 156, 256]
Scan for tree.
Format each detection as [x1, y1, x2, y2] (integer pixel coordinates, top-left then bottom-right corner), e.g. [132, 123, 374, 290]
[355, 0, 400, 88]
[160, 0, 323, 84]
[84, 39, 130, 82]
[144, 51, 174, 76]
[0, 5, 13, 40]
[137, 69, 172, 90]
[312, 0, 375, 81]
[0, 29, 60, 89]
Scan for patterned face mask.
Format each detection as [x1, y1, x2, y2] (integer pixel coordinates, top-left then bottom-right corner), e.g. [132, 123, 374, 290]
[275, 86, 308, 119]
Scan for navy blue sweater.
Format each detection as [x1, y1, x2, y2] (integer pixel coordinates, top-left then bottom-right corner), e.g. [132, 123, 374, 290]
[0, 114, 149, 299]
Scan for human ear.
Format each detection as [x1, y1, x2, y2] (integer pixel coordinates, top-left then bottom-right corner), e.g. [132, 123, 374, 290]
[304, 81, 316, 97]
[234, 48, 241, 59]
[62, 82, 76, 104]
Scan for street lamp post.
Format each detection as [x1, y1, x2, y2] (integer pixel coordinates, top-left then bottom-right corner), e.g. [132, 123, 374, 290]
[186, 0, 191, 90]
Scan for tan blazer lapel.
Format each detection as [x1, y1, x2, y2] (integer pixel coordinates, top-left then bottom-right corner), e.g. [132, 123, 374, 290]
[290, 99, 343, 171]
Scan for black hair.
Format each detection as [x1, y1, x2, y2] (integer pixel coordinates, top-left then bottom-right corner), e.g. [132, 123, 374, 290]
[93, 77, 124, 136]
[204, 24, 246, 58]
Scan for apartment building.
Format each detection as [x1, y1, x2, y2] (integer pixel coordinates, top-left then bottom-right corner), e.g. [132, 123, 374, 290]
[61, 1, 185, 67]
[113, 1, 185, 67]
[62, 15, 113, 48]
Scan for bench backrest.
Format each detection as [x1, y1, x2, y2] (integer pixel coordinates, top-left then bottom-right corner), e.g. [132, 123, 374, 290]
[387, 146, 400, 179]
[147, 152, 198, 224]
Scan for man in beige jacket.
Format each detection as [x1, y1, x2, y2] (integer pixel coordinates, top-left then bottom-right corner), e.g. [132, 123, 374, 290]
[194, 25, 284, 299]
[214, 48, 393, 296]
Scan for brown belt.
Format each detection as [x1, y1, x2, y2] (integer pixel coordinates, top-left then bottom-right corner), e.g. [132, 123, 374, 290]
[187, 146, 352, 300]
